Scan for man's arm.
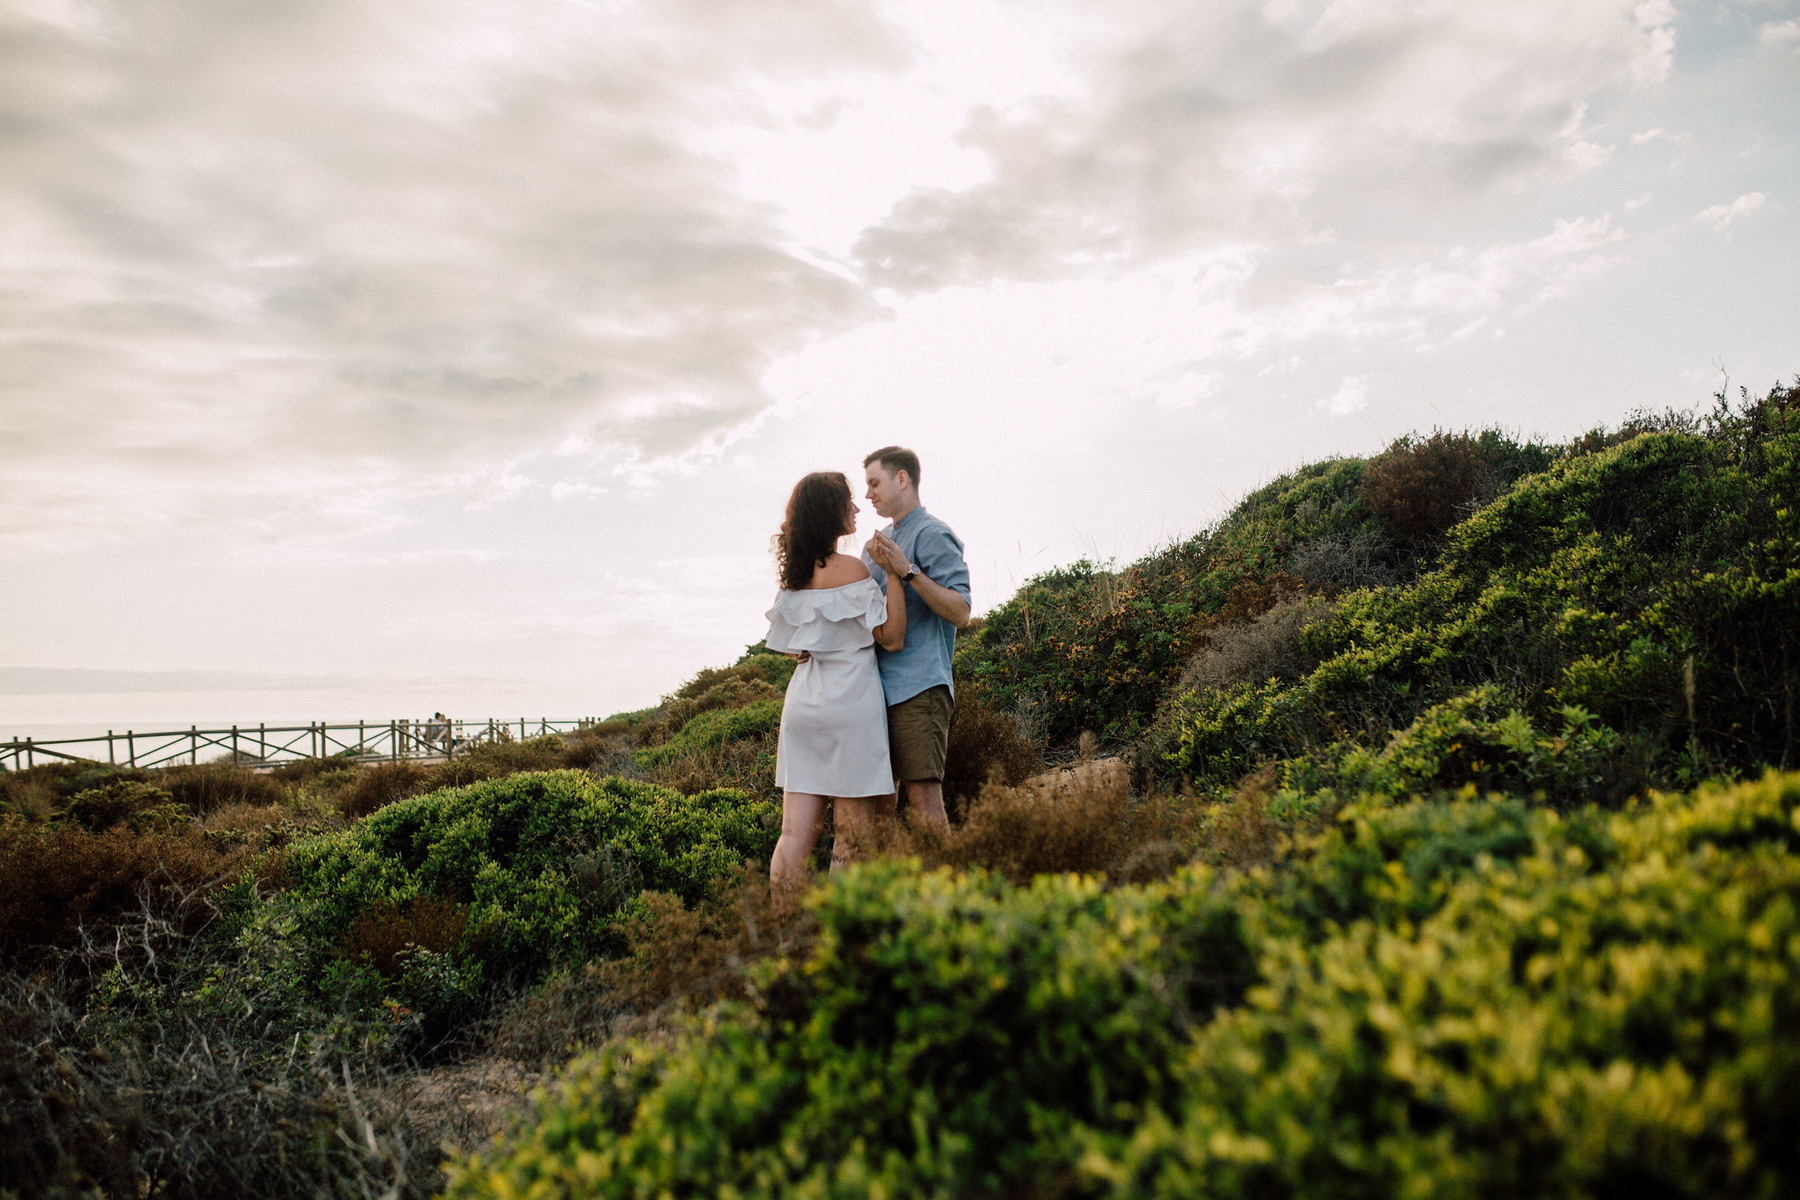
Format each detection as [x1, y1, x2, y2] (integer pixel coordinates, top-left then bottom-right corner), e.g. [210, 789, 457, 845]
[909, 570, 971, 630]
[870, 528, 972, 630]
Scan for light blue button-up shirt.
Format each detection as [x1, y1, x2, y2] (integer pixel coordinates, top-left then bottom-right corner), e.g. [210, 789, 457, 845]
[860, 506, 971, 706]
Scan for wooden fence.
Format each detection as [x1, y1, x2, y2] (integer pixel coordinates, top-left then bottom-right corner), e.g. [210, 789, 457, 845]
[0, 716, 602, 773]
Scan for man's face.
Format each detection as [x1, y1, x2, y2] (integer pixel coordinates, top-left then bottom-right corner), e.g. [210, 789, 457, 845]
[864, 462, 906, 519]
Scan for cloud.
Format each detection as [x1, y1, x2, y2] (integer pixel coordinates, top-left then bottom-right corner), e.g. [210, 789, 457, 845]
[854, 0, 1677, 291]
[1695, 192, 1769, 230]
[0, 0, 906, 550]
[1318, 376, 1367, 416]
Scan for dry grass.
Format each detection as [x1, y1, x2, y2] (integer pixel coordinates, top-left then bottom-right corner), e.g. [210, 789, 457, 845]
[158, 763, 289, 815]
[941, 691, 1043, 820]
[842, 760, 1194, 887]
[0, 819, 256, 969]
[637, 731, 778, 796]
[0, 904, 450, 1199]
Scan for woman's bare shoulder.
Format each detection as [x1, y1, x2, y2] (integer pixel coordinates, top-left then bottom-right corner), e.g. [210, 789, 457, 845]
[808, 553, 872, 589]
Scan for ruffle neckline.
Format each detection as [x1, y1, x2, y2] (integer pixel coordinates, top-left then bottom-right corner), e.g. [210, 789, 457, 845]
[766, 575, 884, 625]
[764, 575, 886, 654]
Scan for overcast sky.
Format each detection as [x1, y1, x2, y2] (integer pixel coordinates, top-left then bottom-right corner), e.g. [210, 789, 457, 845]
[3, 0, 1796, 738]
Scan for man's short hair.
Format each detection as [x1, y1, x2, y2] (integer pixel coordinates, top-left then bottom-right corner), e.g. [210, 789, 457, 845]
[864, 445, 922, 488]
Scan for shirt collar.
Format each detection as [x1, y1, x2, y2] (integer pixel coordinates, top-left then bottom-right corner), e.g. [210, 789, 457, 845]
[890, 505, 927, 534]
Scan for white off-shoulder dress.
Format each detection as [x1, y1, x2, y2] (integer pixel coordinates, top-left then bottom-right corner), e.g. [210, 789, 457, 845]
[764, 576, 894, 798]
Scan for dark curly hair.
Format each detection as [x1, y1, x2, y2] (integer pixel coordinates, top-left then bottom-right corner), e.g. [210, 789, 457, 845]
[775, 471, 852, 591]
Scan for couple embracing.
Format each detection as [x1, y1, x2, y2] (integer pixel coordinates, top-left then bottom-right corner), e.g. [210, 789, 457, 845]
[764, 446, 972, 891]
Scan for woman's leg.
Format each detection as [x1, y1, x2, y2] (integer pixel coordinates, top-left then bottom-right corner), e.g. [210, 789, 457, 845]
[830, 794, 891, 873]
[770, 790, 826, 894]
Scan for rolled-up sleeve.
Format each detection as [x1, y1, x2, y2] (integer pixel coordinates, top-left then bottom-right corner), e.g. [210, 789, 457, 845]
[915, 525, 970, 601]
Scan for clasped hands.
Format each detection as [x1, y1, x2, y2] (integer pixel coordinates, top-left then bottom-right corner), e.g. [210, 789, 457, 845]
[867, 530, 908, 575]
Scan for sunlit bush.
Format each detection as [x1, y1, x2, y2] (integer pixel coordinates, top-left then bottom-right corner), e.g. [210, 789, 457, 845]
[445, 771, 1800, 1200]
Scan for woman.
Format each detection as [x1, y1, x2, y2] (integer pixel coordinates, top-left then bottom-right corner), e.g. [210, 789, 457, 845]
[764, 470, 906, 892]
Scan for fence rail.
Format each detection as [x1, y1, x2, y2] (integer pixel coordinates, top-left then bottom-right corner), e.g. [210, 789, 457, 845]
[1, 717, 603, 773]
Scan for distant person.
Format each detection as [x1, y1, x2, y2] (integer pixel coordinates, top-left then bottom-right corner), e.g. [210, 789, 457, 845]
[764, 471, 908, 893]
[860, 446, 972, 829]
[424, 712, 449, 752]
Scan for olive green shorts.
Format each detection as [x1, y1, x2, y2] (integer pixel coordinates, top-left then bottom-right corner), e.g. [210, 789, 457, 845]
[888, 685, 954, 783]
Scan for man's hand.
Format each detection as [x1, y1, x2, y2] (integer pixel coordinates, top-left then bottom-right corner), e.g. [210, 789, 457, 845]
[867, 530, 908, 575]
[793, 651, 811, 664]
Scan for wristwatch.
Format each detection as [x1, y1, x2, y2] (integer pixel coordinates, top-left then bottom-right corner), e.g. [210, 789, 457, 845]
[901, 566, 918, 583]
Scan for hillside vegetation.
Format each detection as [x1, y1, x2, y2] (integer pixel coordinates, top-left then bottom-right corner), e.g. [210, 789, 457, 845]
[2, 379, 1796, 1198]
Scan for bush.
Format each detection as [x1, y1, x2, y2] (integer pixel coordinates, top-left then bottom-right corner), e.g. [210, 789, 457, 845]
[0, 819, 255, 968]
[54, 779, 183, 833]
[337, 760, 433, 820]
[157, 763, 289, 815]
[1158, 395, 1800, 792]
[1362, 427, 1554, 546]
[0, 903, 440, 1199]
[940, 690, 1043, 817]
[1179, 591, 1337, 692]
[633, 701, 782, 770]
[446, 771, 1800, 1200]
[277, 771, 779, 1005]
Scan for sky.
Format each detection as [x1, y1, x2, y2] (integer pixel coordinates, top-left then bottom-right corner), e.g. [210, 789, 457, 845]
[2, 0, 1796, 741]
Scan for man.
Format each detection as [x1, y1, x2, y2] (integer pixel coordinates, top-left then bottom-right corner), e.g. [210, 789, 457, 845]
[861, 445, 972, 828]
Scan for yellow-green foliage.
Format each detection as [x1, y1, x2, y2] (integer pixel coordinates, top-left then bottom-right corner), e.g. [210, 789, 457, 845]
[1159, 396, 1800, 793]
[447, 772, 1800, 1199]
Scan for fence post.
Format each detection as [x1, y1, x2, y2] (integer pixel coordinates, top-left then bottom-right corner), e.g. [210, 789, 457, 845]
[358, 720, 366, 757]
[190, 725, 198, 765]
[107, 730, 116, 766]
[259, 722, 266, 763]
[23, 737, 32, 770]
[127, 730, 136, 768]
[232, 725, 239, 763]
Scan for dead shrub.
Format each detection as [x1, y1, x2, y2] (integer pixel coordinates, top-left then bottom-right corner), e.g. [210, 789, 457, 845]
[1362, 429, 1490, 544]
[1213, 571, 1311, 624]
[343, 896, 474, 978]
[0, 821, 253, 968]
[157, 763, 288, 815]
[1566, 406, 1701, 457]
[339, 760, 433, 820]
[844, 761, 1193, 887]
[1286, 527, 1409, 591]
[941, 692, 1043, 821]
[268, 755, 359, 785]
[1181, 593, 1338, 693]
[0, 763, 84, 820]
[637, 731, 778, 796]
[559, 720, 638, 771]
[421, 736, 566, 791]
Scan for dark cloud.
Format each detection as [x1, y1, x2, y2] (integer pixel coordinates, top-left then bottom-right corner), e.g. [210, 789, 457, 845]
[0, 0, 905, 545]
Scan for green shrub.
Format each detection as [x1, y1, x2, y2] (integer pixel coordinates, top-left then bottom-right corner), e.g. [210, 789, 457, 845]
[278, 771, 777, 1000]
[445, 772, 1800, 1200]
[633, 700, 782, 769]
[54, 779, 184, 832]
[1158, 404, 1800, 792]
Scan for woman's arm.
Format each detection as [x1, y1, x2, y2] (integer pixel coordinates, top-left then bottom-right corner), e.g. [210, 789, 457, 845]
[872, 571, 907, 652]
